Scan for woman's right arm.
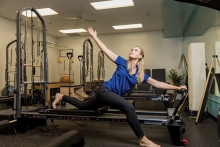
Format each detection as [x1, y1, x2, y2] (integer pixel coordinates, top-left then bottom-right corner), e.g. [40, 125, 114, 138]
[88, 27, 118, 62]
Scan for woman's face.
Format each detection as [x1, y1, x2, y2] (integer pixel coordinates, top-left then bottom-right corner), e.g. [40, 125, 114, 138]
[129, 47, 142, 60]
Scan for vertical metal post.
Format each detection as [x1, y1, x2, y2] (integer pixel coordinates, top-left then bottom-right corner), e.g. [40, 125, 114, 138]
[5, 40, 17, 96]
[16, 10, 22, 118]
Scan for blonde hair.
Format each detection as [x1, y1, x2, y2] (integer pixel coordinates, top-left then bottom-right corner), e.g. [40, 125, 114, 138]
[127, 46, 145, 85]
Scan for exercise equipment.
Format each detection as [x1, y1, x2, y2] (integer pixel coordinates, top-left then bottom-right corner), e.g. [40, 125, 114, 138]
[80, 39, 94, 95]
[78, 55, 83, 84]
[1, 40, 24, 103]
[0, 107, 18, 135]
[67, 52, 73, 97]
[58, 50, 74, 101]
[0, 119, 17, 135]
[0, 96, 14, 103]
[123, 68, 171, 109]
[0, 120, 16, 127]
[15, 7, 48, 118]
[124, 68, 170, 108]
[2, 85, 14, 97]
[124, 90, 171, 109]
[4, 40, 22, 97]
[5, 40, 16, 96]
[58, 49, 74, 83]
[196, 55, 219, 124]
[18, 90, 188, 146]
[97, 51, 105, 83]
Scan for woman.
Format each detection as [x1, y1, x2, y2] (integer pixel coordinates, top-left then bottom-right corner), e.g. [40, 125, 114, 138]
[53, 27, 187, 147]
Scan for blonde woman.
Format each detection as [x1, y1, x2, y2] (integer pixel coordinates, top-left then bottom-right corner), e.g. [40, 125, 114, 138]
[53, 27, 187, 147]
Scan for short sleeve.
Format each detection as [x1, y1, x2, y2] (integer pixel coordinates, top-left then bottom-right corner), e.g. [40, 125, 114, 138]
[115, 56, 127, 66]
[143, 73, 150, 83]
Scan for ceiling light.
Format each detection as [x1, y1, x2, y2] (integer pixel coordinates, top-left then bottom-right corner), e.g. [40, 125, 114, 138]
[90, 0, 134, 10]
[59, 29, 87, 33]
[113, 24, 143, 30]
[21, 8, 58, 17]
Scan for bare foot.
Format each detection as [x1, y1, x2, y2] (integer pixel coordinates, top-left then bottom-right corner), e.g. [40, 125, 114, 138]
[52, 93, 63, 108]
[139, 136, 161, 147]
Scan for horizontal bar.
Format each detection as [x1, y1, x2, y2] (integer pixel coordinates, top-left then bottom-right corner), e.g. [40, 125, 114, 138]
[124, 97, 170, 101]
[23, 81, 46, 84]
[23, 64, 41, 67]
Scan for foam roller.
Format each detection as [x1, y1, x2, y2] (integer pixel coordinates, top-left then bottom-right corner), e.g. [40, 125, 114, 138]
[0, 120, 16, 127]
[0, 120, 9, 127]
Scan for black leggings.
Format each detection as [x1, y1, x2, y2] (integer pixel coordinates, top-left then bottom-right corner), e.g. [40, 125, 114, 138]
[62, 84, 145, 138]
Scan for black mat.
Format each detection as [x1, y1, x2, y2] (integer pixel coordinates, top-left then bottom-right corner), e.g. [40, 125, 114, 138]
[126, 92, 158, 98]
[45, 104, 108, 116]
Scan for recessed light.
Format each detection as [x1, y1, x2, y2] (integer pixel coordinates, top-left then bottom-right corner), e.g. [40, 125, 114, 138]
[91, 0, 134, 10]
[21, 8, 58, 17]
[113, 24, 143, 30]
[59, 29, 87, 33]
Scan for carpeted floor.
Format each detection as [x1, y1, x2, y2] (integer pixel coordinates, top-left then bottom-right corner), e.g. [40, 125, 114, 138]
[0, 102, 219, 147]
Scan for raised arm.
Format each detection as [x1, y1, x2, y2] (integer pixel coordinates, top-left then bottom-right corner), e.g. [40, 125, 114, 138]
[88, 27, 118, 62]
[147, 77, 187, 91]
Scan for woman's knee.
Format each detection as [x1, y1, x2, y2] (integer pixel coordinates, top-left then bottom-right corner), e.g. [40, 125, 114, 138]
[124, 103, 135, 113]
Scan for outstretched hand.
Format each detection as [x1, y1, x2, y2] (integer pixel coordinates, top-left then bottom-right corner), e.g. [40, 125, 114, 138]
[88, 27, 97, 38]
[177, 85, 187, 91]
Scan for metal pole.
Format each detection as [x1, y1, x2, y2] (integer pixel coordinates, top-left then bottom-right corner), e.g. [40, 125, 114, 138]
[5, 40, 17, 96]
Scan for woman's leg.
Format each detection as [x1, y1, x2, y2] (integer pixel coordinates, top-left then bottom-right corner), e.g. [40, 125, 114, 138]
[52, 93, 105, 110]
[96, 85, 144, 137]
[96, 85, 160, 147]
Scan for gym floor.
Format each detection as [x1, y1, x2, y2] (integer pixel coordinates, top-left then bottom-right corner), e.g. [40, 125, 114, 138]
[0, 101, 219, 147]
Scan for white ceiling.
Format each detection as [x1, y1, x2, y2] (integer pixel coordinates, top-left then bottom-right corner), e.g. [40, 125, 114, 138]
[0, 0, 166, 38]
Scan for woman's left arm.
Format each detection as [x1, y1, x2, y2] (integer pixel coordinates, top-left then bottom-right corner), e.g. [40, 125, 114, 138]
[147, 77, 187, 91]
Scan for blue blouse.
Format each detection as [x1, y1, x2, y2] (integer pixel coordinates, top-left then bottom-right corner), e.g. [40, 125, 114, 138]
[104, 56, 149, 96]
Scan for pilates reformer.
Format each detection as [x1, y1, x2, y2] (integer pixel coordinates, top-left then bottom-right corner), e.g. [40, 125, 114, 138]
[18, 90, 188, 146]
[122, 68, 172, 109]
[0, 96, 14, 103]
[123, 89, 172, 109]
